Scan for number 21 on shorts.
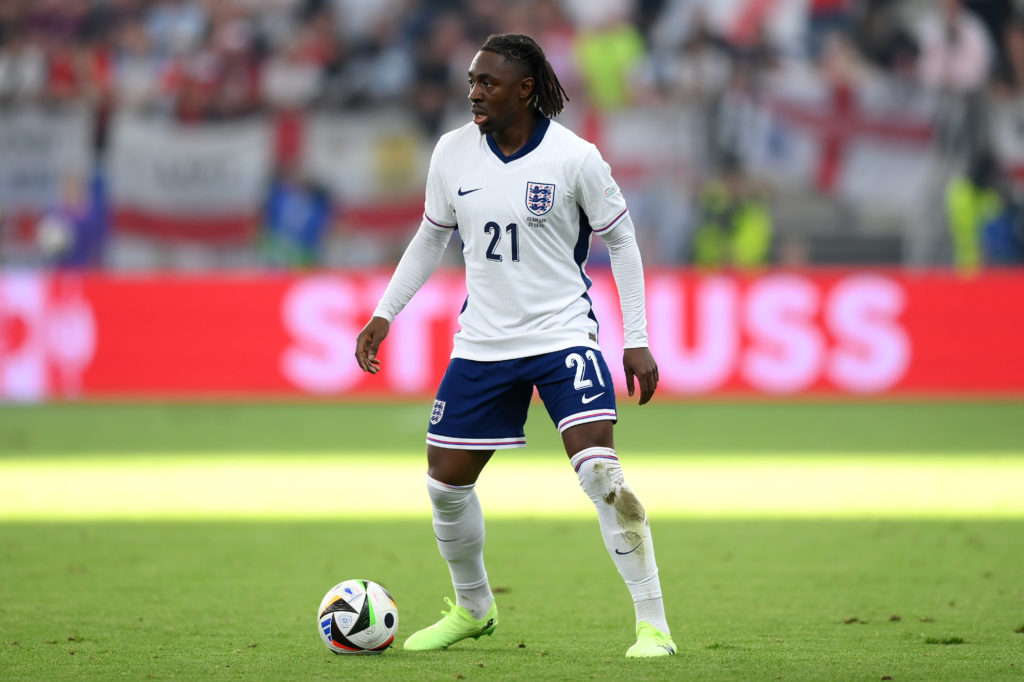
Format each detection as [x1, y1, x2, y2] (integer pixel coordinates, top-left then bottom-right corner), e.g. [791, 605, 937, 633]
[565, 350, 606, 392]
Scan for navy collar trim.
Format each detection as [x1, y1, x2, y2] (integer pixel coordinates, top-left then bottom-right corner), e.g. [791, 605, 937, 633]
[486, 115, 550, 164]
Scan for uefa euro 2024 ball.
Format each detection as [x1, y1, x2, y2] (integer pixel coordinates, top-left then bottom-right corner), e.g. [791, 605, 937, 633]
[317, 579, 399, 654]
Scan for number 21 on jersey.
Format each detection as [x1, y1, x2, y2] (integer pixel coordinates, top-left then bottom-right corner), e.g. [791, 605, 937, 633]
[484, 222, 519, 262]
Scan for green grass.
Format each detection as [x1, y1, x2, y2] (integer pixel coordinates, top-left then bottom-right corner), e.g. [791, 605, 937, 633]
[2, 400, 1022, 456]
[1, 400, 1023, 680]
[2, 519, 1023, 681]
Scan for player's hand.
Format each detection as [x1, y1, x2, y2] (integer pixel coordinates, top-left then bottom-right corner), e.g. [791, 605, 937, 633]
[355, 316, 390, 374]
[623, 347, 658, 405]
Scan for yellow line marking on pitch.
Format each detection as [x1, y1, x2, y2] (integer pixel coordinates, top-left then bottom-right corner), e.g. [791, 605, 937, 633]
[1, 454, 1022, 520]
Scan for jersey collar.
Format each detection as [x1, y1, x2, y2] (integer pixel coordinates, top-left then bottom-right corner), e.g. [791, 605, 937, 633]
[486, 114, 550, 164]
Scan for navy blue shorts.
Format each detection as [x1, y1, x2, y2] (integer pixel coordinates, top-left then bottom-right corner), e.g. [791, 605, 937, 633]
[426, 346, 617, 450]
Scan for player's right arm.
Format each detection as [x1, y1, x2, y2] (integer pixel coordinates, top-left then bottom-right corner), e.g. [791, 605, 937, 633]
[354, 219, 454, 373]
[355, 138, 457, 375]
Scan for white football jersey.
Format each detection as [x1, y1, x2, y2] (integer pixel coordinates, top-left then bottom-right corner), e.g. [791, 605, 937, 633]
[423, 116, 632, 361]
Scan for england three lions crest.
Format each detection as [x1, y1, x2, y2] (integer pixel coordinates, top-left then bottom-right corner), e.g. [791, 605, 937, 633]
[526, 182, 555, 216]
[430, 400, 446, 425]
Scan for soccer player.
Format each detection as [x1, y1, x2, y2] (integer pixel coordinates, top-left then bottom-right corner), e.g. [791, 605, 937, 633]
[354, 33, 675, 658]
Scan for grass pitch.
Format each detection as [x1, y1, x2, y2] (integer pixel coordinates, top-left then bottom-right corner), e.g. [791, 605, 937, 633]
[1, 400, 1023, 680]
[2, 399, 1022, 456]
[2, 519, 1023, 681]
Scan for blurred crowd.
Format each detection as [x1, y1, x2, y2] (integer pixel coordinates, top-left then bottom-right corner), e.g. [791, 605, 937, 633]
[2, 0, 1024, 269]
[2, 0, 1016, 133]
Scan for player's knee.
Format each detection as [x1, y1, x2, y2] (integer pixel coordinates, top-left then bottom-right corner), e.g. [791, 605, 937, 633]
[572, 447, 623, 496]
[571, 447, 647, 522]
[426, 462, 463, 488]
[427, 446, 490, 486]
[425, 473, 475, 511]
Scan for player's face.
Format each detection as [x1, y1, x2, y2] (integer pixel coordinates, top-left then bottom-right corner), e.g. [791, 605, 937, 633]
[467, 50, 533, 135]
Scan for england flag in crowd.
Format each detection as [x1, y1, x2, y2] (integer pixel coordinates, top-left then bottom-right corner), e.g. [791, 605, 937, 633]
[737, 65, 938, 208]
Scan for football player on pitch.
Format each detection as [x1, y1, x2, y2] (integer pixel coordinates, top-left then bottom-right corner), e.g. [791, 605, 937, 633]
[355, 33, 675, 657]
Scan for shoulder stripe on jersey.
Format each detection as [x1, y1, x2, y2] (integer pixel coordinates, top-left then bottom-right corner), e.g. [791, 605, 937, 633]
[424, 213, 457, 229]
[592, 208, 628, 234]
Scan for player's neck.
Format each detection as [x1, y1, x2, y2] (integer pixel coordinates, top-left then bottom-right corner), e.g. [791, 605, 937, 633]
[489, 112, 540, 157]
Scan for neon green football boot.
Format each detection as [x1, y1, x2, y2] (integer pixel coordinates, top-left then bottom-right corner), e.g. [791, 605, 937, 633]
[403, 597, 498, 651]
[626, 622, 677, 657]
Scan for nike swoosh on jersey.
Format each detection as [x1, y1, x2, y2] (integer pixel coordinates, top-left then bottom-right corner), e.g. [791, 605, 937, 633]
[581, 392, 605, 404]
[457, 187, 482, 196]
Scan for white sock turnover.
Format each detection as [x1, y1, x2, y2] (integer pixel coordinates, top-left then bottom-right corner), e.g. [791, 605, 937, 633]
[570, 447, 670, 635]
[425, 474, 493, 620]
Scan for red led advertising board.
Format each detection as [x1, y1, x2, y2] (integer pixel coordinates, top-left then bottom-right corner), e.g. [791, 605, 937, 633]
[1, 270, 1022, 401]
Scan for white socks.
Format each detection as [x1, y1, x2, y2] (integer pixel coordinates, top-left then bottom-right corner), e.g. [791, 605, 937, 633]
[571, 447, 670, 634]
[424, 452, 669, 634]
[425, 474, 493, 620]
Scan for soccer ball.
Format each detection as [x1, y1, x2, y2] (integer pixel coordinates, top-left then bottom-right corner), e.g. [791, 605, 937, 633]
[317, 579, 399, 654]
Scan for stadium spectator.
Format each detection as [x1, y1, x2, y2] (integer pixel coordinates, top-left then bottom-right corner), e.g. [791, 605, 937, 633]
[992, 14, 1024, 97]
[0, 30, 47, 103]
[805, 0, 854, 61]
[963, 0, 1015, 65]
[916, 0, 994, 93]
[946, 150, 1004, 272]
[206, 3, 261, 118]
[572, 6, 649, 111]
[850, 0, 920, 76]
[260, 28, 324, 110]
[916, 0, 995, 155]
[339, 13, 414, 109]
[981, 194, 1024, 266]
[302, 3, 353, 109]
[691, 154, 773, 268]
[35, 171, 108, 268]
[110, 16, 170, 112]
[654, 8, 735, 170]
[259, 161, 333, 268]
[658, 9, 733, 103]
[145, 0, 207, 58]
[410, 11, 469, 135]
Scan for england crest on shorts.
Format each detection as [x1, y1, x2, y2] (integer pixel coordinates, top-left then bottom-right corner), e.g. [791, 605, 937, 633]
[526, 181, 555, 216]
[430, 400, 446, 425]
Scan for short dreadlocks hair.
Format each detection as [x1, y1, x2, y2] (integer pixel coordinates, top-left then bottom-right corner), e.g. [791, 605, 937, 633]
[479, 33, 569, 117]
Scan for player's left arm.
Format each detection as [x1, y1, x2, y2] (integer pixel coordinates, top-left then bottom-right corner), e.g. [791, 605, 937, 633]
[576, 147, 658, 405]
[603, 222, 658, 405]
